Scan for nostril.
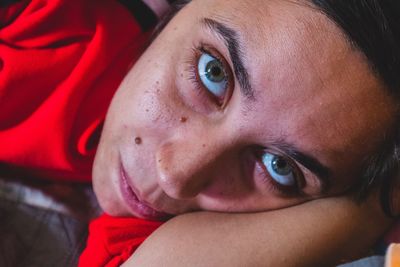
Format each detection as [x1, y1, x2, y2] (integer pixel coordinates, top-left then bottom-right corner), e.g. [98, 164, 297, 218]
[157, 166, 209, 200]
[156, 140, 215, 199]
[157, 154, 199, 199]
[158, 172, 188, 199]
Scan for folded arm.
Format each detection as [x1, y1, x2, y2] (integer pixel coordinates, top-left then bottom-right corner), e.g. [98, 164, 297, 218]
[124, 194, 392, 267]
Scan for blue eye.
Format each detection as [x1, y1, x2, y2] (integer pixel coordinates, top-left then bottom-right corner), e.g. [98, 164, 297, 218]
[198, 53, 228, 100]
[262, 153, 296, 186]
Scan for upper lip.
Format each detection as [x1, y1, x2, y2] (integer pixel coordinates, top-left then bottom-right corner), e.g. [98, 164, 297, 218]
[120, 162, 168, 215]
[122, 167, 142, 199]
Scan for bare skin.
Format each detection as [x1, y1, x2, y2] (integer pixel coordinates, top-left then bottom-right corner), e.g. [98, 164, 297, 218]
[93, 0, 397, 265]
[125, 194, 392, 267]
[94, 0, 396, 219]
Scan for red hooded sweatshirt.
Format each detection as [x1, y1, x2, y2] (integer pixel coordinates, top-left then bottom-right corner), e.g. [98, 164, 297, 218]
[1, 0, 165, 265]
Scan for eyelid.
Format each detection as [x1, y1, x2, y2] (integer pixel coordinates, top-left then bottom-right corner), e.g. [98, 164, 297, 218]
[190, 44, 234, 108]
[256, 148, 306, 196]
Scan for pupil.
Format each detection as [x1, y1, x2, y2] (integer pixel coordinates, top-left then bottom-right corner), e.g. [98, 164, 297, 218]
[211, 66, 221, 76]
[206, 60, 225, 82]
[276, 159, 287, 169]
[272, 156, 292, 175]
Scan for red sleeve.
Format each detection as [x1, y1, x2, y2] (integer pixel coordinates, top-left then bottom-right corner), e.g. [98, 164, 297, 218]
[0, 0, 153, 182]
[78, 214, 163, 267]
[0, 1, 30, 28]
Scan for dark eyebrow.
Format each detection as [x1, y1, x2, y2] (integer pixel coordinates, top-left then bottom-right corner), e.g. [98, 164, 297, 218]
[276, 143, 332, 194]
[201, 19, 331, 194]
[201, 18, 254, 99]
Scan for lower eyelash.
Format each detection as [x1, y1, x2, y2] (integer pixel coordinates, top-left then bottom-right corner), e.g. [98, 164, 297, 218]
[255, 154, 302, 197]
[185, 46, 225, 105]
[185, 51, 202, 91]
[186, 55, 211, 100]
[258, 168, 295, 197]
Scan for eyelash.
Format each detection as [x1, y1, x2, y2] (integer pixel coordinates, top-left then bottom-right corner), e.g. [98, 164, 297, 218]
[186, 45, 233, 107]
[185, 45, 305, 198]
[255, 150, 305, 197]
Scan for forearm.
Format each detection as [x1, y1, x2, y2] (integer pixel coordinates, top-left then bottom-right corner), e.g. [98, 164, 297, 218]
[124, 195, 392, 267]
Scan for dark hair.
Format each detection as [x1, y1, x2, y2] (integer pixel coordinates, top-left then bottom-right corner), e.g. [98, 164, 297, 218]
[310, 0, 400, 216]
[152, 0, 191, 40]
[165, 0, 400, 216]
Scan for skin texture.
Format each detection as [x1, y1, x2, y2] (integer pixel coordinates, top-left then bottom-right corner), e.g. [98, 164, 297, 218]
[124, 194, 392, 267]
[93, 0, 396, 218]
[92, 0, 398, 265]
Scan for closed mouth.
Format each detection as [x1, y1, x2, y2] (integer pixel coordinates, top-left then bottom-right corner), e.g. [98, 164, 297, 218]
[119, 163, 171, 221]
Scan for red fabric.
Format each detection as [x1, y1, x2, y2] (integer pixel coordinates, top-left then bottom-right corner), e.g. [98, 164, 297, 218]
[78, 214, 163, 267]
[0, 0, 150, 182]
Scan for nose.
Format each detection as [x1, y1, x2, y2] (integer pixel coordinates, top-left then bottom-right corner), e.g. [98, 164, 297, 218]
[156, 131, 237, 200]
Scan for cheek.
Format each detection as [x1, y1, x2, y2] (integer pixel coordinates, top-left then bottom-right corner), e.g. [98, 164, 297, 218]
[92, 141, 130, 216]
[103, 58, 194, 162]
[104, 14, 198, 140]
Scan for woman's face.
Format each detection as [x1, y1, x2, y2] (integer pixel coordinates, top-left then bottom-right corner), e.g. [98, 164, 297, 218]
[93, 0, 396, 219]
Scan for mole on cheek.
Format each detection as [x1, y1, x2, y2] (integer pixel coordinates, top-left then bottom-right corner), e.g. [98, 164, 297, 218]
[135, 137, 142, 145]
[180, 117, 188, 123]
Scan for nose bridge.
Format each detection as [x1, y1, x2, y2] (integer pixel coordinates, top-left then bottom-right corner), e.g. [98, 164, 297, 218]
[156, 125, 236, 199]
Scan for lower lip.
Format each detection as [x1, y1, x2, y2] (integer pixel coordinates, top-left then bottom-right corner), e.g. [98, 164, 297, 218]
[119, 165, 170, 221]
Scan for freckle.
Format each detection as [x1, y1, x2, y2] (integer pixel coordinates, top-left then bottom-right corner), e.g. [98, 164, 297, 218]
[156, 81, 159, 85]
[135, 137, 142, 145]
[202, 144, 206, 148]
[145, 109, 149, 112]
[180, 117, 187, 123]
[180, 73, 184, 78]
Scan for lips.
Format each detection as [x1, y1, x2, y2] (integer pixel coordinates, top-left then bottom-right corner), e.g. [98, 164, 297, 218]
[119, 164, 170, 221]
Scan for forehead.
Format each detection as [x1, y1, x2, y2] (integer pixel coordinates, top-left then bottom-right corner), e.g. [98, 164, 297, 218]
[188, 0, 396, 176]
